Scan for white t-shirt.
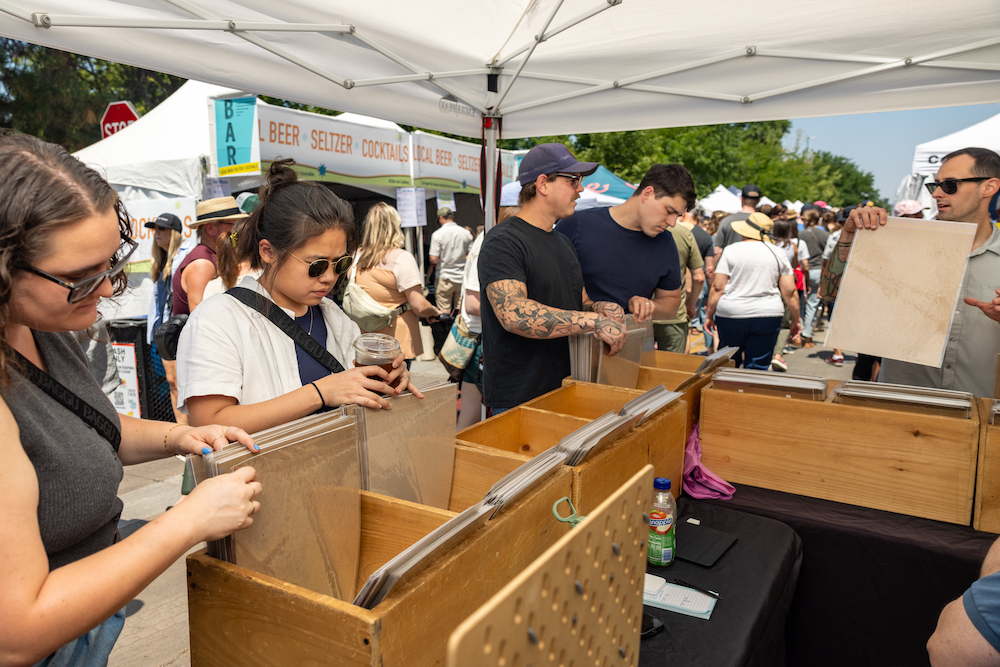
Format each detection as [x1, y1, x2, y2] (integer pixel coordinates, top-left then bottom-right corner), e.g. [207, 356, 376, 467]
[822, 229, 842, 261]
[202, 269, 263, 301]
[715, 241, 793, 319]
[776, 238, 808, 269]
[176, 276, 361, 412]
[429, 222, 474, 282]
[460, 232, 485, 334]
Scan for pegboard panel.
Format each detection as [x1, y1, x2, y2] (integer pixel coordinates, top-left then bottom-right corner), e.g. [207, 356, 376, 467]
[447, 465, 654, 667]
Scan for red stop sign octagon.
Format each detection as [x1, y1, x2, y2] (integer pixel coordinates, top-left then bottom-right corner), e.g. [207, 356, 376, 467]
[100, 101, 140, 139]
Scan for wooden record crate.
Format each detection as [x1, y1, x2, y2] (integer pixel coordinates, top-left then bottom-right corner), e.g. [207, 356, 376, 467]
[187, 444, 574, 666]
[637, 349, 734, 441]
[698, 382, 981, 525]
[457, 381, 687, 513]
[974, 398, 1000, 533]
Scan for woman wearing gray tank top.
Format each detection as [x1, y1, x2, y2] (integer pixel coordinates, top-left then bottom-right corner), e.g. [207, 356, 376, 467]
[0, 134, 264, 666]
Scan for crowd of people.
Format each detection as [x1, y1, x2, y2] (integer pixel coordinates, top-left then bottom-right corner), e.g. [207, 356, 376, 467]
[5, 125, 1000, 666]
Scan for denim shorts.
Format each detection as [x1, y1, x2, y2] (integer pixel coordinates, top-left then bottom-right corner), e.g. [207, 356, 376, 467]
[34, 607, 126, 667]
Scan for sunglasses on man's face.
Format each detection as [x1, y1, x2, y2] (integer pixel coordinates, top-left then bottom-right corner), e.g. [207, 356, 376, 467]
[924, 177, 990, 195]
[552, 173, 585, 187]
[23, 236, 139, 303]
[288, 252, 353, 278]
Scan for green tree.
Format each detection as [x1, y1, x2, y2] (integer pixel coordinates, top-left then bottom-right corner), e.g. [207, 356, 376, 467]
[0, 39, 183, 152]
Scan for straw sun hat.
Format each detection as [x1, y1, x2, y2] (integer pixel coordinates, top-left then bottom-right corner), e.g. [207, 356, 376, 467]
[191, 196, 250, 228]
[731, 212, 774, 242]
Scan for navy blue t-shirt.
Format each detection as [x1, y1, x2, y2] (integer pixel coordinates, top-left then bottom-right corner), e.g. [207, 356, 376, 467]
[555, 207, 682, 309]
[294, 305, 330, 386]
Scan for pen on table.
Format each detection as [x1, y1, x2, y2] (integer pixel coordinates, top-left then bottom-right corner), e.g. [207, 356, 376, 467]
[672, 578, 720, 599]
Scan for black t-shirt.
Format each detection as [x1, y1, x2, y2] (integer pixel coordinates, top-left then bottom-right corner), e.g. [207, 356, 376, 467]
[690, 224, 714, 261]
[478, 217, 585, 409]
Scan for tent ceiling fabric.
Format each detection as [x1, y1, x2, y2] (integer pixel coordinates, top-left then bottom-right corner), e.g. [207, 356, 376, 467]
[1, 0, 999, 139]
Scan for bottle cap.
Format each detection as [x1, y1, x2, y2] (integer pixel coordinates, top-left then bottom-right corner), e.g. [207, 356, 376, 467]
[654, 477, 671, 491]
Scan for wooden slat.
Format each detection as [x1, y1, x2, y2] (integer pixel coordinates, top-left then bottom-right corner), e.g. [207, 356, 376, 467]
[188, 551, 377, 667]
[375, 468, 576, 667]
[448, 443, 526, 513]
[975, 398, 1000, 533]
[699, 386, 979, 524]
[640, 349, 706, 372]
[456, 407, 589, 456]
[356, 491, 456, 592]
[526, 382, 644, 420]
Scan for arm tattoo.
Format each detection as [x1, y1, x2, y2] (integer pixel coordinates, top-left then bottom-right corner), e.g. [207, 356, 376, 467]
[486, 279, 599, 339]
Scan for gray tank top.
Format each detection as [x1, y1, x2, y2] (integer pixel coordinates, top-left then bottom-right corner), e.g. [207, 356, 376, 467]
[4, 331, 123, 570]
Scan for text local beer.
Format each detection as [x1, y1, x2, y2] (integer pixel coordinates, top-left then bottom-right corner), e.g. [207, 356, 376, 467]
[100, 101, 140, 140]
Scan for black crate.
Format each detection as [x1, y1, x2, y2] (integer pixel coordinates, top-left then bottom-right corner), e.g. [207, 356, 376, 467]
[107, 318, 176, 422]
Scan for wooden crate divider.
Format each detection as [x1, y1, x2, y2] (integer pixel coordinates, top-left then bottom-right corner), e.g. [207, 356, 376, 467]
[698, 383, 980, 525]
[189, 446, 574, 666]
[975, 398, 1000, 533]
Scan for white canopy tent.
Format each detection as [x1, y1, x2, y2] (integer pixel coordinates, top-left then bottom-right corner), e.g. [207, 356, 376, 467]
[2, 0, 999, 225]
[911, 111, 1000, 176]
[698, 185, 742, 215]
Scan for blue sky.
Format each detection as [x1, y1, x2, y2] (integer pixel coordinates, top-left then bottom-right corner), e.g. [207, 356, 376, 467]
[786, 103, 1000, 205]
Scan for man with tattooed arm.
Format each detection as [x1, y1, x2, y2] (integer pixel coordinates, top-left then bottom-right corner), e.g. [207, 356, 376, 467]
[478, 144, 628, 414]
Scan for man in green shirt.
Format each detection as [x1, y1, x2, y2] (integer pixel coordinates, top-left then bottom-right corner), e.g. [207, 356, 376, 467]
[653, 224, 705, 353]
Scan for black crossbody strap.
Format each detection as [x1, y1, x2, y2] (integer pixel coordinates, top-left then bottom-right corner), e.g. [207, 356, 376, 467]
[13, 349, 121, 453]
[226, 287, 346, 375]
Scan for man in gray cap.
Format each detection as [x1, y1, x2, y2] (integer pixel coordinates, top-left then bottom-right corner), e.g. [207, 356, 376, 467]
[428, 206, 473, 312]
[478, 143, 627, 413]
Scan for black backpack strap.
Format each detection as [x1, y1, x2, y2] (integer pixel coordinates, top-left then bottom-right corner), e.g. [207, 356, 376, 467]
[13, 349, 121, 453]
[226, 287, 346, 375]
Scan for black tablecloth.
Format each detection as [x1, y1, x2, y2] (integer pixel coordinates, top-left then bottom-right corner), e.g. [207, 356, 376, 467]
[640, 497, 803, 667]
[700, 484, 998, 667]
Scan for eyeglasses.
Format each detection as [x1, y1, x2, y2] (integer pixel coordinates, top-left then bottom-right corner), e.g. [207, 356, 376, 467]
[23, 236, 138, 303]
[553, 173, 584, 187]
[288, 252, 353, 278]
[924, 177, 990, 195]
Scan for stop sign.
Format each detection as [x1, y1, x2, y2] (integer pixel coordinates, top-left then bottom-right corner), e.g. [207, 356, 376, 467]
[100, 101, 140, 139]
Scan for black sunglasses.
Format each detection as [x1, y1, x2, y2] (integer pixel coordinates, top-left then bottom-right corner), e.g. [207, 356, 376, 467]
[288, 252, 353, 278]
[23, 236, 139, 303]
[552, 172, 585, 187]
[924, 177, 990, 195]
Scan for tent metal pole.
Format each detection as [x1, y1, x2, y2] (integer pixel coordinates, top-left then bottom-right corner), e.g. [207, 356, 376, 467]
[750, 60, 912, 102]
[503, 49, 744, 114]
[0, 0, 32, 22]
[492, 0, 563, 111]
[494, 0, 622, 68]
[350, 69, 489, 88]
[25, 14, 352, 32]
[483, 117, 499, 233]
[348, 31, 488, 113]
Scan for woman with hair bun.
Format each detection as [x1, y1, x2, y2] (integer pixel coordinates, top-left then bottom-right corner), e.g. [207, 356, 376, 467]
[0, 133, 261, 665]
[178, 159, 418, 434]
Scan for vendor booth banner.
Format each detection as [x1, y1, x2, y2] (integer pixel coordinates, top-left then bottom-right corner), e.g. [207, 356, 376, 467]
[211, 96, 261, 177]
[123, 197, 198, 266]
[412, 131, 517, 194]
[258, 104, 411, 188]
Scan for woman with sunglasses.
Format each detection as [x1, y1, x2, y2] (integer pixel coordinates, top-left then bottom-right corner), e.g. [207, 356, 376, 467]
[0, 133, 262, 665]
[352, 202, 441, 367]
[178, 160, 417, 434]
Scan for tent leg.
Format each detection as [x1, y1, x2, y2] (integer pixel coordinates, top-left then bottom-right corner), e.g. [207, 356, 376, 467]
[483, 117, 500, 232]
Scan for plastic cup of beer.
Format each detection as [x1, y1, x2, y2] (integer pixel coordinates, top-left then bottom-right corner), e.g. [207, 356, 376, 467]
[353, 333, 402, 387]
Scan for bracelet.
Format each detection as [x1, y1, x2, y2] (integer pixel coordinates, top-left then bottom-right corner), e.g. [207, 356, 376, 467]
[163, 423, 183, 455]
[310, 381, 326, 407]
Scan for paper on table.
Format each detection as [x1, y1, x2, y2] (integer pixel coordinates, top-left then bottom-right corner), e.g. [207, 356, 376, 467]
[825, 217, 976, 368]
[644, 581, 717, 620]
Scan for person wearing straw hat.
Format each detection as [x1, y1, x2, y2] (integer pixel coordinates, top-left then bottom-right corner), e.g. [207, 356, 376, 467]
[171, 196, 249, 316]
[705, 212, 801, 370]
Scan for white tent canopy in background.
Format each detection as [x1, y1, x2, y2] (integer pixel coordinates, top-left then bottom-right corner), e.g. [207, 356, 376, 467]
[698, 185, 742, 215]
[911, 111, 1000, 176]
[1, 0, 998, 141]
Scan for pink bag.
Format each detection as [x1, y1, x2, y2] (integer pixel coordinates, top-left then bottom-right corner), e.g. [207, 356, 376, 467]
[683, 423, 736, 500]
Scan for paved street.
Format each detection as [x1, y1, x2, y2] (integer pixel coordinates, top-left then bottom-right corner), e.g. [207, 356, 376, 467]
[108, 327, 851, 665]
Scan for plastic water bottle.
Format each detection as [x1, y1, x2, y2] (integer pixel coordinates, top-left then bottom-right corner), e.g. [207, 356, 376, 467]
[648, 477, 676, 566]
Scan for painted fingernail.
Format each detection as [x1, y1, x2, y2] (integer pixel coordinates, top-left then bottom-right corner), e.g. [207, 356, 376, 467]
[253, 444, 261, 451]
[202, 447, 212, 455]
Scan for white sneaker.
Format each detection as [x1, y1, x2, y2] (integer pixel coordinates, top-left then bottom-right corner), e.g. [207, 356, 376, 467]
[770, 356, 788, 372]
